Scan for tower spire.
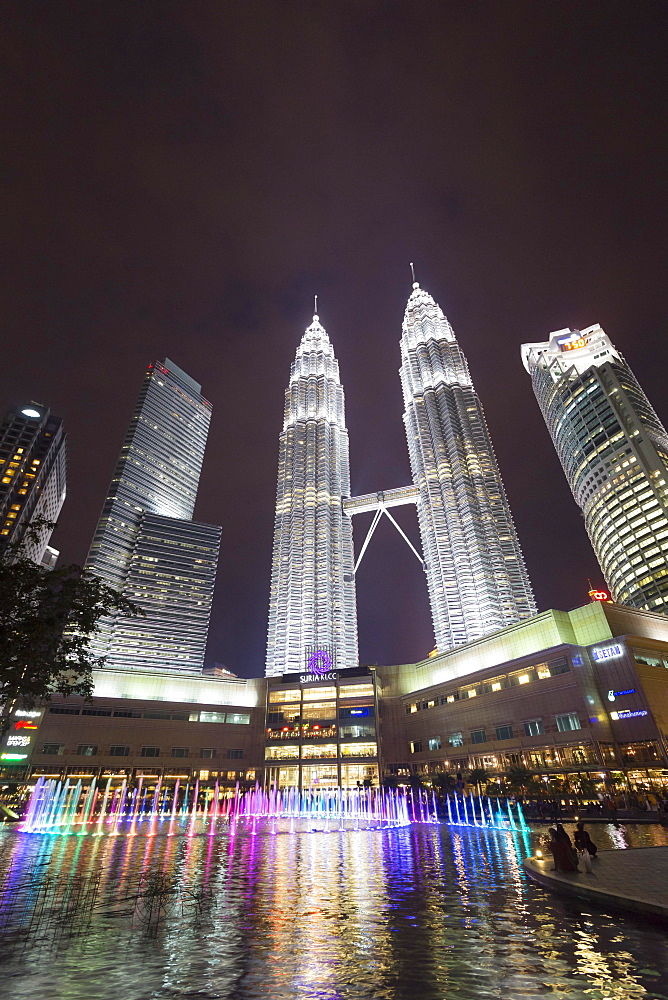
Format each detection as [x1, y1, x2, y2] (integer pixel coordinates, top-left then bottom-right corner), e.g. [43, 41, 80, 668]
[314, 293, 318, 318]
[409, 262, 418, 287]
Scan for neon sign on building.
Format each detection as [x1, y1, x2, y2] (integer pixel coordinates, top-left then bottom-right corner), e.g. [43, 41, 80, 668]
[0, 707, 44, 765]
[591, 644, 623, 662]
[558, 332, 588, 352]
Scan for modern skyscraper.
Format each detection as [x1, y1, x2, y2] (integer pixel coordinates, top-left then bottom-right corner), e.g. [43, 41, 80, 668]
[522, 324, 668, 611]
[401, 281, 536, 650]
[85, 359, 221, 673]
[266, 310, 358, 677]
[0, 402, 66, 566]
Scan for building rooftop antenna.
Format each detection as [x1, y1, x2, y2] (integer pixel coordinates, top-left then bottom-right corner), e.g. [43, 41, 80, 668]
[410, 262, 418, 287]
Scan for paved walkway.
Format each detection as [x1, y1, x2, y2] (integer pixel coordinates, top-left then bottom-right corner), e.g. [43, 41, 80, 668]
[523, 846, 668, 922]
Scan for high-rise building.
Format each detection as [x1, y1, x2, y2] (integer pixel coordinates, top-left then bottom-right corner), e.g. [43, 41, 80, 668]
[522, 324, 668, 611]
[85, 359, 221, 673]
[0, 402, 66, 566]
[401, 281, 536, 650]
[266, 310, 358, 677]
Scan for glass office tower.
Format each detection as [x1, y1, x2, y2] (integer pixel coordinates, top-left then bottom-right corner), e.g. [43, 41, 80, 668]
[85, 359, 221, 672]
[266, 310, 358, 677]
[0, 402, 66, 566]
[522, 324, 668, 611]
[401, 281, 536, 651]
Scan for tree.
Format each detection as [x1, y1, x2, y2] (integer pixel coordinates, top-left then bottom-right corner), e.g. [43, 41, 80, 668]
[0, 526, 140, 735]
[467, 768, 489, 792]
[432, 772, 456, 793]
[503, 765, 536, 795]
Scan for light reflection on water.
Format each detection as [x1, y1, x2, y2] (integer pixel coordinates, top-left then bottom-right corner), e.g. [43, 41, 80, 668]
[0, 822, 667, 999]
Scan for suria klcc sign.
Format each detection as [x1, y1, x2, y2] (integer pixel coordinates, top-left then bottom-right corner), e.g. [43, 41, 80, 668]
[300, 647, 338, 683]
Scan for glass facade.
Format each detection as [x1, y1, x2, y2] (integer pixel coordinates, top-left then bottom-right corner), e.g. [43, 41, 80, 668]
[265, 311, 358, 676]
[401, 282, 536, 652]
[0, 403, 66, 565]
[85, 359, 221, 672]
[523, 324, 668, 610]
[263, 669, 379, 787]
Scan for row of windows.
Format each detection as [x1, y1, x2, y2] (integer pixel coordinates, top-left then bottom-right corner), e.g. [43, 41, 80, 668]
[409, 713, 582, 753]
[268, 683, 374, 704]
[405, 659, 571, 713]
[42, 744, 244, 759]
[266, 724, 375, 741]
[265, 742, 378, 761]
[47, 706, 251, 725]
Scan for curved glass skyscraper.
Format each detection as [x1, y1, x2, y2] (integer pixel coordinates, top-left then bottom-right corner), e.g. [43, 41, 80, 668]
[85, 359, 221, 673]
[401, 282, 536, 650]
[522, 325, 668, 611]
[266, 311, 358, 677]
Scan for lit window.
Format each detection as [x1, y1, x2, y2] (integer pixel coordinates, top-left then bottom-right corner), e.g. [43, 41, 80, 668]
[303, 686, 336, 701]
[491, 681, 502, 692]
[518, 674, 530, 685]
[339, 683, 374, 699]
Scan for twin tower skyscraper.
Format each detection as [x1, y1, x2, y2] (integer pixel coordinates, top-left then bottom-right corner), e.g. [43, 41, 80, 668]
[266, 280, 536, 677]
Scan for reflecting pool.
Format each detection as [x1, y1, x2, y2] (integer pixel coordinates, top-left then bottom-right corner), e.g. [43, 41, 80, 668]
[1, 821, 667, 999]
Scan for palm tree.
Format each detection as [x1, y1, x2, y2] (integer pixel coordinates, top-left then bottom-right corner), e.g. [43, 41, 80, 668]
[504, 765, 535, 795]
[432, 773, 456, 793]
[467, 768, 489, 795]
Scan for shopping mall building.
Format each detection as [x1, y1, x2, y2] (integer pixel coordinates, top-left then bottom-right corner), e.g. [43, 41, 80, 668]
[3, 600, 668, 796]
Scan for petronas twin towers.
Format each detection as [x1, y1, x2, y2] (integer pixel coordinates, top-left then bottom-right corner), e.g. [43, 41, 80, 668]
[266, 279, 536, 677]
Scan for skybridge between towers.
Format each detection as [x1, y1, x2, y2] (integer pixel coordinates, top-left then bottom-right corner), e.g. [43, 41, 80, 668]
[342, 486, 423, 577]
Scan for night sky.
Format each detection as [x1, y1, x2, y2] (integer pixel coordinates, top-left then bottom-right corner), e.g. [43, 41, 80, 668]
[2, 3, 667, 678]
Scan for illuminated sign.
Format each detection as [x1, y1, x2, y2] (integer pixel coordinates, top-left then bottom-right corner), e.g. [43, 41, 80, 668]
[607, 688, 636, 701]
[610, 709, 648, 720]
[300, 646, 338, 682]
[306, 648, 333, 675]
[0, 706, 44, 765]
[299, 672, 338, 684]
[589, 588, 612, 603]
[6, 735, 31, 747]
[572, 655, 583, 666]
[592, 644, 623, 662]
[557, 333, 587, 352]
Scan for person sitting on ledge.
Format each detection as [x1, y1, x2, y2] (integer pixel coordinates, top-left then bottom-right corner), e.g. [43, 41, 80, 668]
[574, 821, 598, 857]
[555, 824, 573, 847]
[548, 827, 579, 872]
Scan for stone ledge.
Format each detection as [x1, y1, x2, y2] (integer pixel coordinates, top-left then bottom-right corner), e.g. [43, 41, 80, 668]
[523, 846, 668, 923]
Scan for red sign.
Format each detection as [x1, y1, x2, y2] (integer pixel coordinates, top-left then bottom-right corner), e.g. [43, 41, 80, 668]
[589, 588, 612, 603]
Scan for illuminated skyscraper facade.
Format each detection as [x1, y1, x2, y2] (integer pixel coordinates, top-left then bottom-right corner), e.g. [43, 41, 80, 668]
[266, 312, 358, 677]
[85, 359, 221, 672]
[401, 282, 536, 650]
[522, 325, 668, 611]
[0, 402, 66, 567]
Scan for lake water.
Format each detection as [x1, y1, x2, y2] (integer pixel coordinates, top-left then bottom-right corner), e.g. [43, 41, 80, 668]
[1, 820, 667, 1000]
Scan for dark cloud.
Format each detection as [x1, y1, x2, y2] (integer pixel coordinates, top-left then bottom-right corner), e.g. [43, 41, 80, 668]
[1, 2, 666, 676]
